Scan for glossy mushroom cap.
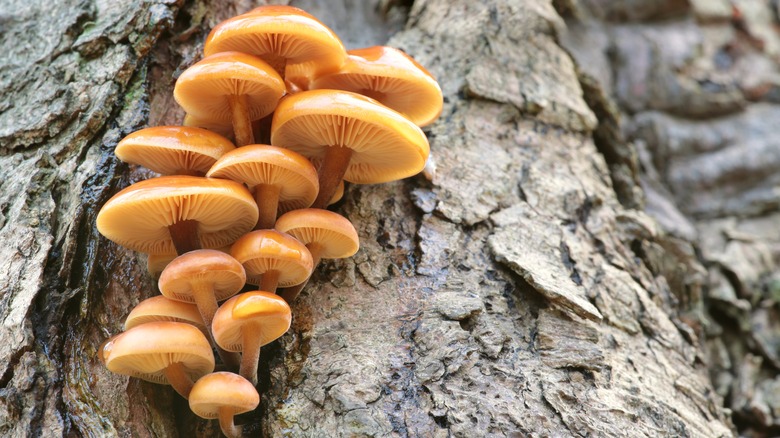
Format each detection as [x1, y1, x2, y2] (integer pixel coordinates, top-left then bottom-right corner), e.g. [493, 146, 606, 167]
[274, 208, 359, 260]
[271, 89, 430, 184]
[204, 5, 346, 77]
[189, 372, 259, 419]
[212, 292, 292, 352]
[174, 52, 285, 123]
[96, 176, 258, 255]
[206, 145, 319, 214]
[115, 126, 235, 175]
[158, 250, 246, 303]
[230, 230, 313, 287]
[124, 296, 205, 331]
[311, 46, 443, 127]
[103, 322, 214, 385]
[190, 372, 259, 438]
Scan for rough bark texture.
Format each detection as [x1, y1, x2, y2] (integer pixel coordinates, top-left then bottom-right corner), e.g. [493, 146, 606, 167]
[3, 0, 776, 436]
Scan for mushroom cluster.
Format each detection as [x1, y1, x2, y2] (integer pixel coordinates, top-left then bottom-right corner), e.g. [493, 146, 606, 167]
[96, 5, 441, 437]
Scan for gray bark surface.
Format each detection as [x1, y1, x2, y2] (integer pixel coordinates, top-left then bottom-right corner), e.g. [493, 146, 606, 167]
[1, 0, 764, 436]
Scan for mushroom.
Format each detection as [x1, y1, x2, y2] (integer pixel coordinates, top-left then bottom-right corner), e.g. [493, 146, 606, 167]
[206, 145, 319, 230]
[124, 295, 206, 334]
[189, 372, 259, 438]
[114, 126, 235, 176]
[274, 209, 359, 302]
[96, 175, 258, 255]
[174, 51, 285, 146]
[103, 321, 215, 398]
[159, 249, 246, 369]
[309, 46, 443, 127]
[230, 230, 313, 292]
[204, 5, 346, 82]
[212, 292, 291, 384]
[271, 89, 430, 209]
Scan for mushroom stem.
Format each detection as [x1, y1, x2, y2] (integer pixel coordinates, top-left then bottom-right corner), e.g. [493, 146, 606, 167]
[228, 94, 254, 146]
[255, 113, 274, 145]
[164, 362, 195, 398]
[261, 270, 280, 293]
[312, 146, 352, 209]
[240, 321, 263, 385]
[280, 243, 323, 303]
[192, 282, 241, 371]
[169, 220, 201, 255]
[254, 184, 281, 230]
[218, 406, 242, 438]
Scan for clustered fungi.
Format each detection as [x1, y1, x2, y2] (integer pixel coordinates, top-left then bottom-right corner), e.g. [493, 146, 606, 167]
[95, 5, 442, 437]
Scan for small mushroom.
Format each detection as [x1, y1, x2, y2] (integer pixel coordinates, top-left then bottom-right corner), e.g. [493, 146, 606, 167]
[271, 89, 430, 209]
[207, 145, 319, 230]
[114, 126, 235, 176]
[230, 229, 313, 292]
[212, 292, 291, 384]
[274, 208, 359, 302]
[103, 321, 215, 398]
[189, 372, 259, 438]
[310, 46, 443, 127]
[124, 295, 206, 333]
[159, 249, 246, 369]
[174, 51, 285, 146]
[96, 176, 258, 255]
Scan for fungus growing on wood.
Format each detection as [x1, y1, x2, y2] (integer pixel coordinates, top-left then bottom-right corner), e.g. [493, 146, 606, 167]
[275, 208, 359, 302]
[103, 321, 215, 399]
[174, 51, 284, 146]
[114, 126, 235, 176]
[124, 295, 206, 333]
[207, 145, 319, 230]
[204, 5, 346, 81]
[159, 249, 246, 369]
[230, 229, 313, 291]
[96, 176, 258, 255]
[310, 46, 443, 127]
[271, 89, 430, 209]
[189, 372, 259, 438]
[212, 292, 291, 384]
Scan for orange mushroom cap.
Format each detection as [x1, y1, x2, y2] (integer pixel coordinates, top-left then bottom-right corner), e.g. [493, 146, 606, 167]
[271, 89, 430, 184]
[212, 292, 292, 352]
[274, 208, 359, 260]
[158, 250, 246, 303]
[103, 322, 214, 386]
[174, 51, 284, 123]
[115, 126, 235, 176]
[189, 372, 259, 419]
[310, 46, 443, 127]
[124, 296, 205, 331]
[230, 230, 313, 287]
[96, 176, 258, 255]
[206, 145, 319, 214]
[204, 5, 346, 77]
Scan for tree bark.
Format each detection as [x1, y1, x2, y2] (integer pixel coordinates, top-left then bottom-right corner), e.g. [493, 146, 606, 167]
[0, 0, 754, 437]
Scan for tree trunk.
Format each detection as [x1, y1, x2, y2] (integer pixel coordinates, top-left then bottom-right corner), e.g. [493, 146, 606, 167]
[3, 0, 763, 436]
